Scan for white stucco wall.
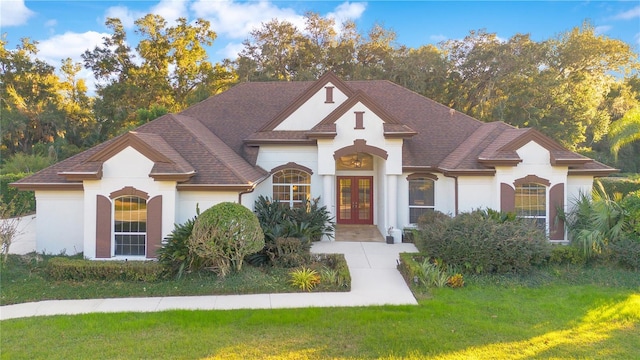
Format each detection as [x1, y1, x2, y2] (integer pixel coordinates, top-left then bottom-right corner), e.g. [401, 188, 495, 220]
[3, 214, 36, 255]
[457, 176, 497, 213]
[274, 82, 348, 131]
[176, 191, 240, 224]
[566, 175, 594, 210]
[82, 146, 178, 259]
[34, 190, 84, 255]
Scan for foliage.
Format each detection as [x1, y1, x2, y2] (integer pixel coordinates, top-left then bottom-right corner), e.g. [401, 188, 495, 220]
[188, 202, 264, 275]
[288, 267, 320, 291]
[0, 201, 22, 262]
[1, 252, 350, 305]
[415, 210, 551, 274]
[609, 106, 640, 160]
[45, 257, 162, 282]
[1, 153, 54, 173]
[608, 237, 640, 270]
[447, 273, 465, 288]
[0, 173, 35, 216]
[250, 196, 334, 267]
[598, 176, 640, 198]
[265, 237, 311, 268]
[156, 216, 198, 278]
[82, 15, 236, 140]
[564, 181, 635, 259]
[548, 245, 586, 266]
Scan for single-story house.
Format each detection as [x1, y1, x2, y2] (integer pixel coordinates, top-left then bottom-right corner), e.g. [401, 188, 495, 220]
[12, 72, 615, 259]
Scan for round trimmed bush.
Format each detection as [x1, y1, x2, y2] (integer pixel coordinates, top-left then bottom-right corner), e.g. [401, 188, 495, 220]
[188, 202, 264, 275]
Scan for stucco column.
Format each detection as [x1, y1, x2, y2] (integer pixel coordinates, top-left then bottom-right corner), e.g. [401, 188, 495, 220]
[322, 175, 335, 241]
[386, 174, 398, 231]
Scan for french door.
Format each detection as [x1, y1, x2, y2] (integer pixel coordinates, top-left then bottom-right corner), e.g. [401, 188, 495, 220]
[337, 176, 373, 224]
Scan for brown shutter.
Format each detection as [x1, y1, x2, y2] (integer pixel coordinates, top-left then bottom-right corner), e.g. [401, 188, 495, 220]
[549, 184, 565, 240]
[500, 183, 515, 213]
[146, 195, 163, 258]
[96, 195, 112, 258]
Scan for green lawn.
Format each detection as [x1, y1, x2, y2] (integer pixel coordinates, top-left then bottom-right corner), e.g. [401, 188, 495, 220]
[2, 280, 639, 359]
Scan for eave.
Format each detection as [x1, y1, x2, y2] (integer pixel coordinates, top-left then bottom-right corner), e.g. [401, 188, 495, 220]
[10, 182, 84, 191]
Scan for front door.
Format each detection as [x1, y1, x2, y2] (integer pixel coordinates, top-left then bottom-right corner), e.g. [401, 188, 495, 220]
[337, 176, 373, 224]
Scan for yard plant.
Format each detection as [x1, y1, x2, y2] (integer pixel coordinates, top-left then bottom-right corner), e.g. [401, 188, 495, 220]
[2, 267, 638, 359]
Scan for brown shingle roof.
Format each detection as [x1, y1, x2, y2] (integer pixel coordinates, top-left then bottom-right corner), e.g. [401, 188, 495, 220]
[13, 74, 616, 189]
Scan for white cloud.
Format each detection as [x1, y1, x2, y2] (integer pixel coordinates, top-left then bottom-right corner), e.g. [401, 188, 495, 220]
[103, 0, 188, 29]
[103, 5, 141, 28]
[594, 25, 612, 35]
[44, 19, 57, 28]
[327, 2, 367, 24]
[35, 31, 108, 95]
[613, 5, 640, 20]
[0, 0, 35, 26]
[217, 41, 245, 59]
[635, 32, 640, 45]
[190, 0, 305, 38]
[150, 0, 189, 22]
[429, 34, 447, 43]
[37, 31, 107, 64]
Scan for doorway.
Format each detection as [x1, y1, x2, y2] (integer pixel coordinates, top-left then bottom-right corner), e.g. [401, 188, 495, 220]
[337, 176, 373, 224]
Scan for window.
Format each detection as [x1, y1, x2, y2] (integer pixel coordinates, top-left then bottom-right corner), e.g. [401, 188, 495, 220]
[272, 169, 310, 208]
[515, 183, 546, 229]
[114, 196, 147, 256]
[409, 177, 435, 224]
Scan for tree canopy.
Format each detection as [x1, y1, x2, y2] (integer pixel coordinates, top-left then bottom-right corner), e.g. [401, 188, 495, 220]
[1, 14, 639, 172]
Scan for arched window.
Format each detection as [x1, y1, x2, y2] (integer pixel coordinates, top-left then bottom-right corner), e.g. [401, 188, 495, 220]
[515, 183, 546, 229]
[272, 169, 311, 208]
[113, 196, 147, 256]
[408, 176, 435, 224]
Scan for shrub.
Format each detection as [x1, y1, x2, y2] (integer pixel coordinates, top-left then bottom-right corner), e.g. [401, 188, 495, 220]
[397, 252, 425, 285]
[266, 237, 311, 268]
[598, 176, 640, 198]
[46, 257, 162, 281]
[447, 273, 465, 288]
[288, 267, 320, 291]
[0, 173, 36, 217]
[188, 202, 265, 275]
[251, 196, 334, 267]
[548, 245, 586, 266]
[157, 217, 198, 278]
[608, 237, 640, 270]
[415, 210, 551, 274]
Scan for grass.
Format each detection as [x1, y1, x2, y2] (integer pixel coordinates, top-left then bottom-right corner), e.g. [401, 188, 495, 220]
[0, 253, 349, 306]
[1, 283, 638, 359]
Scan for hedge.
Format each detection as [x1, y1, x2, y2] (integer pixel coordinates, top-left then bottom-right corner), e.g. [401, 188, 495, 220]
[46, 257, 163, 282]
[0, 173, 35, 217]
[598, 177, 640, 197]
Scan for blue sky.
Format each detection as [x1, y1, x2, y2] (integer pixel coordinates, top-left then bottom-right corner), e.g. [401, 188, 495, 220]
[1, 0, 638, 91]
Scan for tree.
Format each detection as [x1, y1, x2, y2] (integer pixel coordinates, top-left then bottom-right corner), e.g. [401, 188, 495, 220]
[83, 15, 235, 140]
[609, 107, 640, 160]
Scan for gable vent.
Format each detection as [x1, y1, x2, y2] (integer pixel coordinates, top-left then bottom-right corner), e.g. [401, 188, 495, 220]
[325, 86, 335, 103]
[354, 111, 365, 129]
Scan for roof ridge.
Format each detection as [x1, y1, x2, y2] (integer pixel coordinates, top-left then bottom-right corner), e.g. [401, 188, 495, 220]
[170, 114, 262, 183]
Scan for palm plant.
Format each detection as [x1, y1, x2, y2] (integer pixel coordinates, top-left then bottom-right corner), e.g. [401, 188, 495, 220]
[565, 181, 631, 258]
[609, 106, 640, 161]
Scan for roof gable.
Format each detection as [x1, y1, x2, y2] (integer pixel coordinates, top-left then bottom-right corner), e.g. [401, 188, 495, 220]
[260, 72, 354, 131]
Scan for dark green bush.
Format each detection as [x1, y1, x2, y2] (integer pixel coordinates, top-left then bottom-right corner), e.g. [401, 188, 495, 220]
[0, 173, 36, 217]
[251, 196, 335, 267]
[416, 210, 551, 274]
[598, 177, 640, 197]
[397, 252, 425, 285]
[608, 237, 640, 270]
[266, 237, 312, 268]
[311, 253, 351, 290]
[548, 245, 586, 266]
[157, 217, 199, 278]
[46, 257, 162, 281]
[188, 202, 264, 275]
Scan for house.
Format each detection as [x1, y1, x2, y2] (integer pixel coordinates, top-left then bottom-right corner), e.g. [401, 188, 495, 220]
[12, 73, 615, 259]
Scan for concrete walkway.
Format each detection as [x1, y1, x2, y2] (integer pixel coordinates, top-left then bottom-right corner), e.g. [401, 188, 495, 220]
[0, 242, 418, 321]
